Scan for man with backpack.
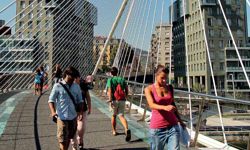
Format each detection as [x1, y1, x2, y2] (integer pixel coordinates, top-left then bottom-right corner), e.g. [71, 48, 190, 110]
[106, 67, 131, 142]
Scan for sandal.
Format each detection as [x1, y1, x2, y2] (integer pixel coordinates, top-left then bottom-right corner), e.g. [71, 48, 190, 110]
[112, 131, 117, 136]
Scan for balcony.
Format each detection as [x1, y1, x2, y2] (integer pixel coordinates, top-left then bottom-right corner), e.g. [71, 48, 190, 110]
[200, 0, 216, 6]
[226, 67, 250, 72]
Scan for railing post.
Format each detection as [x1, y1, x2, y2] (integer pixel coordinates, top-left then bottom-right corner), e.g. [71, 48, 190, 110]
[192, 98, 205, 147]
[247, 133, 250, 150]
[128, 85, 135, 113]
[138, 103, 147, 122]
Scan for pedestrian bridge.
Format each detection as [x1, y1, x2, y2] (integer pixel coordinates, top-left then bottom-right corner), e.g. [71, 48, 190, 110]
[1, 0, 250, 149]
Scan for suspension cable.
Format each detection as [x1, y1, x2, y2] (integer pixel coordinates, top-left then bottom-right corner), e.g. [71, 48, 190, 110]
[182, 0, 193, 133]
[92, 0, 129, 75]
[0, 0, 94, 90]
[139, 0, 158, 107]
[0, 0, 16, 14]
[0, 0, 77, 76]
[197, 0, 227, 145]
[134, 0, 153, 84]
[168, 0, 173, 84]
[113, 0, 135, 68]
[218, 0, 250, 88]
[127, 0, 149, 81]
[122, 0, 144, 78]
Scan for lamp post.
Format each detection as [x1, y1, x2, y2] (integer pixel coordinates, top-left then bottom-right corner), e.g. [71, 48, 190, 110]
[229, 73, 236, 99]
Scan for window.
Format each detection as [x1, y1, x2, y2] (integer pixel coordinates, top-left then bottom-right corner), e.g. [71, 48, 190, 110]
[237, 30, 243, 36]
[220, 62, 224, 70]
[210, 51, 215, 59]
[226, 0, 231, 4]
[28, 12, 33, 19]
[227, 19, 232, 26]
[219, 51, 224, 59]
[39, 1, 43, 7]
[29, 0, 34, 7]
[238, 40, 243, 47]
[219, 29, 223, 37]
[45, 20, 49, 28]
[207, 8, 213, 15]
[217, 18, 222, 26]
[37, 11, 42, 18]
[27, 32, 32, 38]
[217, 8, 221, 15]
[209, 40, 214, 48]
[236, 8, 240, 15]
[208, 29, 214, 37]
[228, 40, 233, 47]
[219, 40, 224, 48]
[237, 19, 242, 27]
[208, 18, 213, 26]
[20, 12, 25, 18]
[226, 8, 231, 15]
[37, 21, 41, 29]
[28, 21, 33, 29]
[46, 10, 51, 17]
[236, 0, 241, 5]
[20, 1, 25, 9]
[19, 21, 24, 29]
[19, 32, 23, 38]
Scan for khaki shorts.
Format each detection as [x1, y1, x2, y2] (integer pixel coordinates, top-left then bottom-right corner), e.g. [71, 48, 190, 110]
[57, 118, 77, 143]
[110, 100, 126, 116]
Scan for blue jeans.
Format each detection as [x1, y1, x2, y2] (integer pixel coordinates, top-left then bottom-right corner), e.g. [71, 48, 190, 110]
[150, 125, 180, 150]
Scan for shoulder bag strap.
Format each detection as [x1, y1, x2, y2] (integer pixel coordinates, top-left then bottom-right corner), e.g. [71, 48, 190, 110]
[59, 82, 77, 106]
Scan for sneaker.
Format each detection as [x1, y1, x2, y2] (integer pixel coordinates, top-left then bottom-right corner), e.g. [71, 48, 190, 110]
[125, 129, 131, 142]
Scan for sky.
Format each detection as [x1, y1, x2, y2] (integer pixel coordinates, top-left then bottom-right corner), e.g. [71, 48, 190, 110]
[1, 0, 250, 51]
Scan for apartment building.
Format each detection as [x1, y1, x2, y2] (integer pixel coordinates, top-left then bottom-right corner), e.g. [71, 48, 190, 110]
[225, 47, 250, 99]
[15, 0, 97, 77]
[172, 0, 248, 94]
[151, 24, 172, 72]
[93, 37, 123, 67]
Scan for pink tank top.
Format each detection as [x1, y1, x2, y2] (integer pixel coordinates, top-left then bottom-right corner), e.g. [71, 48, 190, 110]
[150, 84, 179, 129]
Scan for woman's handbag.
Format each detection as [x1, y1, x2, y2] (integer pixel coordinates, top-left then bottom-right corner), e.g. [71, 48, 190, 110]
[178, 123, 190, 147]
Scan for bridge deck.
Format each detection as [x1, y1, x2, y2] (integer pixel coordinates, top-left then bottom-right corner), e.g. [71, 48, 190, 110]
[0, 91, 149, 150]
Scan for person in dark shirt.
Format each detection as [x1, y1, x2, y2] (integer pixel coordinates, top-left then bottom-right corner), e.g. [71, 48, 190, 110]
[53, 64, 62, 84]
[71, 77, 92, 150]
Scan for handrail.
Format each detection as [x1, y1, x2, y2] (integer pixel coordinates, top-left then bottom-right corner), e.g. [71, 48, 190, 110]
[94, 74, 250, 105]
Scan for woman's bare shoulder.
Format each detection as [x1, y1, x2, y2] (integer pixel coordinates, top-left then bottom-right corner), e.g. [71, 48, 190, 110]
[145, 84, 153, 91]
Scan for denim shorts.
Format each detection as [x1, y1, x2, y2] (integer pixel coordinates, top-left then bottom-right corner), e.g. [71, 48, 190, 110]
[149, 125, 180, 150]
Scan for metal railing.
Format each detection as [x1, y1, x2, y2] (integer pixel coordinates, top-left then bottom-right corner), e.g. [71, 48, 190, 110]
[92, 74, 250, 150]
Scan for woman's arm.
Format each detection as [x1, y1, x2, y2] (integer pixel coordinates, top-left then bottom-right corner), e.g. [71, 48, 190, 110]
[145, 86, 176, 112]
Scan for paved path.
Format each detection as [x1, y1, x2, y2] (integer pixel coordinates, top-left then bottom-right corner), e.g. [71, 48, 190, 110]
[0, 90, 149, 150]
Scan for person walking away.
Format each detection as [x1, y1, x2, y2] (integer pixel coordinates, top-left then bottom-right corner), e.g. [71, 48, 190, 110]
[53, 64, 62, 84]
[106, 67, 131, 142]
[144, 65, 185, 150]
[34, 68, 42, 95]
[40, 65, 48, 93]
[48, 66, 83, 150]
[71, 77, 92, 150]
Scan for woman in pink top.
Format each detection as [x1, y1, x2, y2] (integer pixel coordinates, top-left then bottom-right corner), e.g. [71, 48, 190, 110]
[145, 65, 185, 150]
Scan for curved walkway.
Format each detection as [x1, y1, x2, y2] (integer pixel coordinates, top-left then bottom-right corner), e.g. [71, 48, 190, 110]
[0, 91, 149, 150]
